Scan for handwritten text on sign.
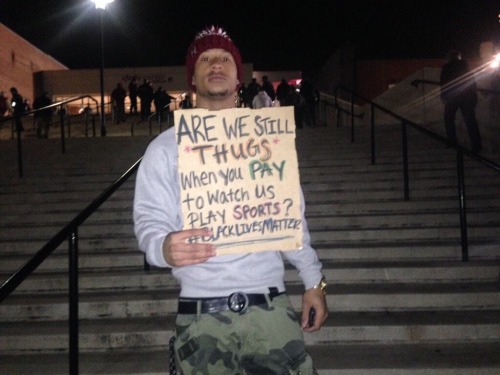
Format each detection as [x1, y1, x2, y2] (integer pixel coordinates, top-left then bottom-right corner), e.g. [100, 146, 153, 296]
[175, 106, 302, 255]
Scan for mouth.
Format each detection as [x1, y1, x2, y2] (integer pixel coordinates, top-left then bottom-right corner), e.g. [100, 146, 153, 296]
[208, 73, 226, 82]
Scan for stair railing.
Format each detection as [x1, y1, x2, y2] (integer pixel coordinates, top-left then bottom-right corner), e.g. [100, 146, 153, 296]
[130, 94, 183, 136]
[0, 95, 99, 178]
[330, 84, 500, 262]
[0, 157, 142, 375]
[130, 109, 166, 136]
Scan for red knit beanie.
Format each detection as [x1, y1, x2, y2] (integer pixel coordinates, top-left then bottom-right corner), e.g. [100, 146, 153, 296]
[186, 26, 244, 92]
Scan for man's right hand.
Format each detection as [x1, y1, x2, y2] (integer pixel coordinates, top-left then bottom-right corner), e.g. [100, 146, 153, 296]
[163, 228, 216, 267]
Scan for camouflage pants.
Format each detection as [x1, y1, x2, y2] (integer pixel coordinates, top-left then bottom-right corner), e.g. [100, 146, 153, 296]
[173, 294, 317, 375]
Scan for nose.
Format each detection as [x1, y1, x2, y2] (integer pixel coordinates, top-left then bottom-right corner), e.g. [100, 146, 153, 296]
[210, 56, 224, 68]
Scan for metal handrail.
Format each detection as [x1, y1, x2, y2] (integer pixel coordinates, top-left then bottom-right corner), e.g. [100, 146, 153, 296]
[331, 84, 500, 262]
[0, 157, 142, 375]
[130, 94, 184, 136]
[130, 109, 170, 136]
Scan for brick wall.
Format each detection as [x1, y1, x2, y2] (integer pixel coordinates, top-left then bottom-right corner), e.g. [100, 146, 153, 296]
[0, 23, 68, 106]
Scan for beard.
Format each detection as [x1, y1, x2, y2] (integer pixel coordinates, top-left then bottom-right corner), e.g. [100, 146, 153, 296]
[207, 87, 230, 97]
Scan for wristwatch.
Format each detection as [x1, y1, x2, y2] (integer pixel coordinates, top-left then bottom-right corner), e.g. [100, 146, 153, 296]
[313, 275, 327, 295]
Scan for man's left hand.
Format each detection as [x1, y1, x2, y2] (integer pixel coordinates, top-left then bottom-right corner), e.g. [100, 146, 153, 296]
[301, 287, 328, 332]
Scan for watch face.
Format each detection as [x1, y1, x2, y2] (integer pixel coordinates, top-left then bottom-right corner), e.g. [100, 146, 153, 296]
[319, 278, 327, 294]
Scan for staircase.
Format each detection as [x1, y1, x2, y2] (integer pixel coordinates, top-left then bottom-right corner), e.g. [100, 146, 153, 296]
[1, 122, 500, 374]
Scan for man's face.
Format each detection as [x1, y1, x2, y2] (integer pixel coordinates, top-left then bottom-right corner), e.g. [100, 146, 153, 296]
[192, 48, 239, 99]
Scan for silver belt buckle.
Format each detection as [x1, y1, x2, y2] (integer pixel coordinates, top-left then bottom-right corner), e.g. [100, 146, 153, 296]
[228, 292, 249, 314]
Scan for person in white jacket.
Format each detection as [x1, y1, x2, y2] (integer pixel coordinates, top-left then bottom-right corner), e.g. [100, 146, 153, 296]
[133, 25, 328, 375]
[252, 86, 273, 109]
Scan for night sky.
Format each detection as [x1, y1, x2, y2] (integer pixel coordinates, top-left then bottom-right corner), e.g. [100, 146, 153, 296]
[1, 0, 499, 76]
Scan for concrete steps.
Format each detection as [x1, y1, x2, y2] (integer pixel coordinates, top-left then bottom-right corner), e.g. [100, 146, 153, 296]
[2, 283, 500, 321]
[2, 259, 500, 291]
[3, 310, 500, 351]
[1, 123, 500, 374]
[2, 344, 500, 375]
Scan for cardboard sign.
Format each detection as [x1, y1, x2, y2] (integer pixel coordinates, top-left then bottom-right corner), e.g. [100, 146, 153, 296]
[175, 106, 303, 255]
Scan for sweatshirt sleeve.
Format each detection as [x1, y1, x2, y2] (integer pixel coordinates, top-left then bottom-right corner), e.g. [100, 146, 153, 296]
[281, 188, 323, 289]
[133, 130, 181, 268]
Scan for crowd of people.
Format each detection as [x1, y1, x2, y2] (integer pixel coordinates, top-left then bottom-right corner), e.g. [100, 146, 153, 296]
[238, 76, 319, 128]
[117, 78, 177, 122]
[114, 74, 321, 129]
[1, 80, 180, 138]
[2, 76, 321, 138]
[1, 87, 57, 138]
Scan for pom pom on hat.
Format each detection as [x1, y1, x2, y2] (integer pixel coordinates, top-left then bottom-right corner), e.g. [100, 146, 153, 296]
[186, 26, 244, 92]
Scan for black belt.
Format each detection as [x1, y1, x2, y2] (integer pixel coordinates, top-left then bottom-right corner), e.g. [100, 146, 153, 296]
[178, 289, 285, 315]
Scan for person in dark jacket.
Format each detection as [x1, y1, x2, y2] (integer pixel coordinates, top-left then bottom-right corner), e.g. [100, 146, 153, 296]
[10, 87, 24, 132]
[300, 79, 318, 127]
[33, 91, 53, 138]
[128, 77, 138, 115]
[276, 78, 290, 106]
[137, 80, 154, 119]
[439, 50, 481, 152]
[111, 83, 127, 124]
[261, 75, 276, 102]
[153, 87, 175, 122]
[246, 78, 260, 108]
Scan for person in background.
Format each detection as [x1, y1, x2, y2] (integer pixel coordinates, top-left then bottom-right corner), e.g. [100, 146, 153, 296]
[300, 79, 318, 127]
[246, 77, 260, 108]
[261, 75, 276, 102]
[439, 50, 481, 152]
[10, 87, 24, 132]
[134, 25, 328, 375]
[252, 86, 273, 109]
[111, 83, 127, 124]
[284, 85, 305, 129]
[153, 86, 175, 123]
[276, 78, 291, 107]
[33, 91, 53, 138]
[180, 93, 193, 109]
[128, 77, 138, 115]
[237, 81, 249, 107]
[137, 79, 154, 119]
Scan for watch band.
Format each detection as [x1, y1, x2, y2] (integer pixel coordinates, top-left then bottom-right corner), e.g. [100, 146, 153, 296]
[313, 275, 327, 295]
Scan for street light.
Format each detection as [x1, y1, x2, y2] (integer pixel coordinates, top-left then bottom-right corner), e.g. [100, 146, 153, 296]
[91, 0, 114, 136]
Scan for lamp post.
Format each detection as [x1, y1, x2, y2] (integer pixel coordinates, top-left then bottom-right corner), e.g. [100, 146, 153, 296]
[91, 0, 114, 136]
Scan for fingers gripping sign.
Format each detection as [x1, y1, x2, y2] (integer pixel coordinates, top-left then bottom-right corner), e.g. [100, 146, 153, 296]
[163, 228, 216, 267]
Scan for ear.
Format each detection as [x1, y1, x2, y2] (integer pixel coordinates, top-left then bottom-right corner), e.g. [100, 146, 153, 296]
[191, 76, 196, 85]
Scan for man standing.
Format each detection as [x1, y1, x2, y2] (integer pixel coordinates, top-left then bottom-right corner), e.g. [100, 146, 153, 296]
[128, 77, 138, 115]
[276, 78, 291, 106]
[33, 91, 53, 138]
[246, 77, 260, 108]
[137, 79, 154, 119]
[261, 75, 276, 102]
[440, 50, 481, 152]
[10, 87, 24, 132]
[111, 83, 127, 124]
[134, 26, 328, 374]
